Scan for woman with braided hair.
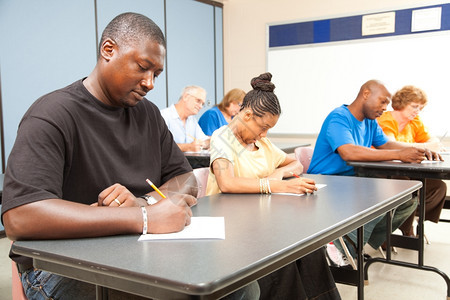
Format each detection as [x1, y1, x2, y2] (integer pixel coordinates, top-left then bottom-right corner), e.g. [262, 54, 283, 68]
[206, 72, 317, 196]
[206, 72, 341, 299]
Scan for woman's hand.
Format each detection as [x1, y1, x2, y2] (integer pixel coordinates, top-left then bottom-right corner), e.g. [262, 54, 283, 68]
[274, 177, 317, 194]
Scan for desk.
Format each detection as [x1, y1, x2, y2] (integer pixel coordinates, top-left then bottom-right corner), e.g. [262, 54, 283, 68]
[185, 143, 311, 169]
[348, 160, 450, 298]
[12, 175, 420, 300]
[185, 151, 210, 169]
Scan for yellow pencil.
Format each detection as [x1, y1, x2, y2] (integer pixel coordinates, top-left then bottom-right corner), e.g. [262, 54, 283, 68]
[187, 133, 197, 142]
[146, 178, 167, 199]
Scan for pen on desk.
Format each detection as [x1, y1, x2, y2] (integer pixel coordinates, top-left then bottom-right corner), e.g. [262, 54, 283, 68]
[290, 172, 300, 178]
[146, 178, 167, 199]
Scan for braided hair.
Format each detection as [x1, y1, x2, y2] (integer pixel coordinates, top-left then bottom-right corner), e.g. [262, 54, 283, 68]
[241, 72, 281, 117]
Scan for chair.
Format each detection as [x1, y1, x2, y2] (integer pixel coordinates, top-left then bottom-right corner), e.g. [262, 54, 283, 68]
[11, 241, 27, 300]
[12, 260, 27, 300]
[295, 147, 359, 269]
[193, 167, 210, 198]
[294, 146, 314, 173]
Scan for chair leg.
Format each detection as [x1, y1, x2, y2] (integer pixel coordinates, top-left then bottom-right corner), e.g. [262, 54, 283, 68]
[424, 233, 430, 245]
[414, 216, 430, 245]
[378, 246, 386, 259]
[338, 236, 357, 270]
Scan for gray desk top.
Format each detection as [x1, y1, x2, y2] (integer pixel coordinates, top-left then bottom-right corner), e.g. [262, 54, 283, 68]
[273, 142, 311, 153]
[12, 174, 421, 299]
[183, 143, 311, 158]
[184, 151, 210, 157]
[348, 160, 450, 179]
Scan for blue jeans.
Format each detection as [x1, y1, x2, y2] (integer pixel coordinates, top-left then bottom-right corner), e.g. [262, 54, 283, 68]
[20, 268, 259, 300]
[334, 197, 418, 258]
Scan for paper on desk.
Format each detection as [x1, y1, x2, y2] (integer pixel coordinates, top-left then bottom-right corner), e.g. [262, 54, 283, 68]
[138, 217, 225, 241]
[273, 184, 327, 196]
[392, 159, 442, 163]
[420, 160, 442, 164]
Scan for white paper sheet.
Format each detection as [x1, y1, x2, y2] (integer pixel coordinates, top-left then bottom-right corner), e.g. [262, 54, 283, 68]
[138, 217, 225, 241]
[272, 184, 327, 196]
[420, 160, 442, 164]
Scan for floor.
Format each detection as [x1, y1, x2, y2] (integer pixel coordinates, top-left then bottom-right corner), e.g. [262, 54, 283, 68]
[337, 210, 450, 300]
[0, 212, 449, 300]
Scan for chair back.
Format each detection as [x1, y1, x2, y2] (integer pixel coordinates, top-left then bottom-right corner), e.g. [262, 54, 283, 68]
[11, 241, 27, 300]
[294, 146, 314, 173]
[193, 167, 210, 198]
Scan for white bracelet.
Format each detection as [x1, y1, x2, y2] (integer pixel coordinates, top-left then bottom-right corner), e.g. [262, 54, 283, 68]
[141, 206, 148, 235]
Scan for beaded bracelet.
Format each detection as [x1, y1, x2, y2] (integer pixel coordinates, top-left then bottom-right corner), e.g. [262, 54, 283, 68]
[259, 179, 263, 194]
[267, 178, 272, 194]
[259, 178, 272, 194]
[141, 206, 148, 235]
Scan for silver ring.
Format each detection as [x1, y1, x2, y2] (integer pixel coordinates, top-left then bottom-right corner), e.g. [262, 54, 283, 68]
[114, 198, 122, 206]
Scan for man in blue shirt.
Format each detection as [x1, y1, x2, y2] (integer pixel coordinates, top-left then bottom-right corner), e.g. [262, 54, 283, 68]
[308, 80, 441, 263]
[161, 86, 209, 152]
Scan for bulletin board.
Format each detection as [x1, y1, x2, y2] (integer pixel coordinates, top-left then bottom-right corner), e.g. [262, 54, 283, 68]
[267, 4, 450, 136]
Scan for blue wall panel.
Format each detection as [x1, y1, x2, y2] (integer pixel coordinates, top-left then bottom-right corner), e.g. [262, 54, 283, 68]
[166, 0, 215, 115]
[215, 6, 224, 104]
[0, 0, 97, 165]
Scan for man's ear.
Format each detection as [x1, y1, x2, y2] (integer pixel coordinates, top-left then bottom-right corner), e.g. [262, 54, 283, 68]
[362, 88, 371, 100]
[99, 38, 117, 61]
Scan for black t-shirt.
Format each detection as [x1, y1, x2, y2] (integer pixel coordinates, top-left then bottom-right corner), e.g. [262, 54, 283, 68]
[2, 79, 191, 216]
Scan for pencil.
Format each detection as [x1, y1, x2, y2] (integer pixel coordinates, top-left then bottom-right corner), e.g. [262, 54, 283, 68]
[290, 172, 300, 178]
[146, 178, 167, 199]
[187, 134, 197, 142]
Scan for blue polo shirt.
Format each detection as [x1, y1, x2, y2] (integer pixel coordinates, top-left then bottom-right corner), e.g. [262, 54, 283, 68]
[308, 105, 389, 176]
[198, 106, 228, 136]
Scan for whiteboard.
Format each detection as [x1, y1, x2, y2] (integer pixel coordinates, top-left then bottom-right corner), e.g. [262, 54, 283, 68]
[267, 31, 450, 136]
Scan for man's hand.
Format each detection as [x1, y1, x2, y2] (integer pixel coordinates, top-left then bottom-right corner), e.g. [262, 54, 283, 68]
[189, 139, 203, 152]
[424, 148, 444, 161]
[147, 197, 193, 233]
[399, 147, 443, 163]
[95, 183, 145, 207]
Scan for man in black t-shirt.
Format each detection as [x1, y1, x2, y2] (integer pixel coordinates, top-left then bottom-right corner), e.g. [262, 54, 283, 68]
[1, 13, 259, 300]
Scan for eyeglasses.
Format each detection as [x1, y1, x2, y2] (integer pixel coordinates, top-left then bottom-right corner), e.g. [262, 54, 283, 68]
[409, 103, 424, 112]
[187, 94, 205, 107]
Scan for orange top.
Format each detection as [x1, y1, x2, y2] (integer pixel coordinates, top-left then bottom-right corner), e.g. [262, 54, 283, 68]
[377, 111, 430, 143]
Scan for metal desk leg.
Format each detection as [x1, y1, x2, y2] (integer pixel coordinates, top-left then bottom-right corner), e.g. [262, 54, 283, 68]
[417, 179, 425, 266]
[364, 182, 450, 299]
[357, 226, 364, 300]
[96, 286, 108, 300]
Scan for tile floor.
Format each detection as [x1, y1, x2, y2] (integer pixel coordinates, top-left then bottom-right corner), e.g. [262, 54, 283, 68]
[0, 210, 449, 300]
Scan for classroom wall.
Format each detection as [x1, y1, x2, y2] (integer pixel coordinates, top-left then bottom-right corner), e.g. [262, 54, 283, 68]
[222, 0, 447, 133]
[0, 0, 223, 172]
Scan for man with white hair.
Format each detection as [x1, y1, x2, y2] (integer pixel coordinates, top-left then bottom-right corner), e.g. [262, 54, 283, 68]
[161, 85, 209, 152]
